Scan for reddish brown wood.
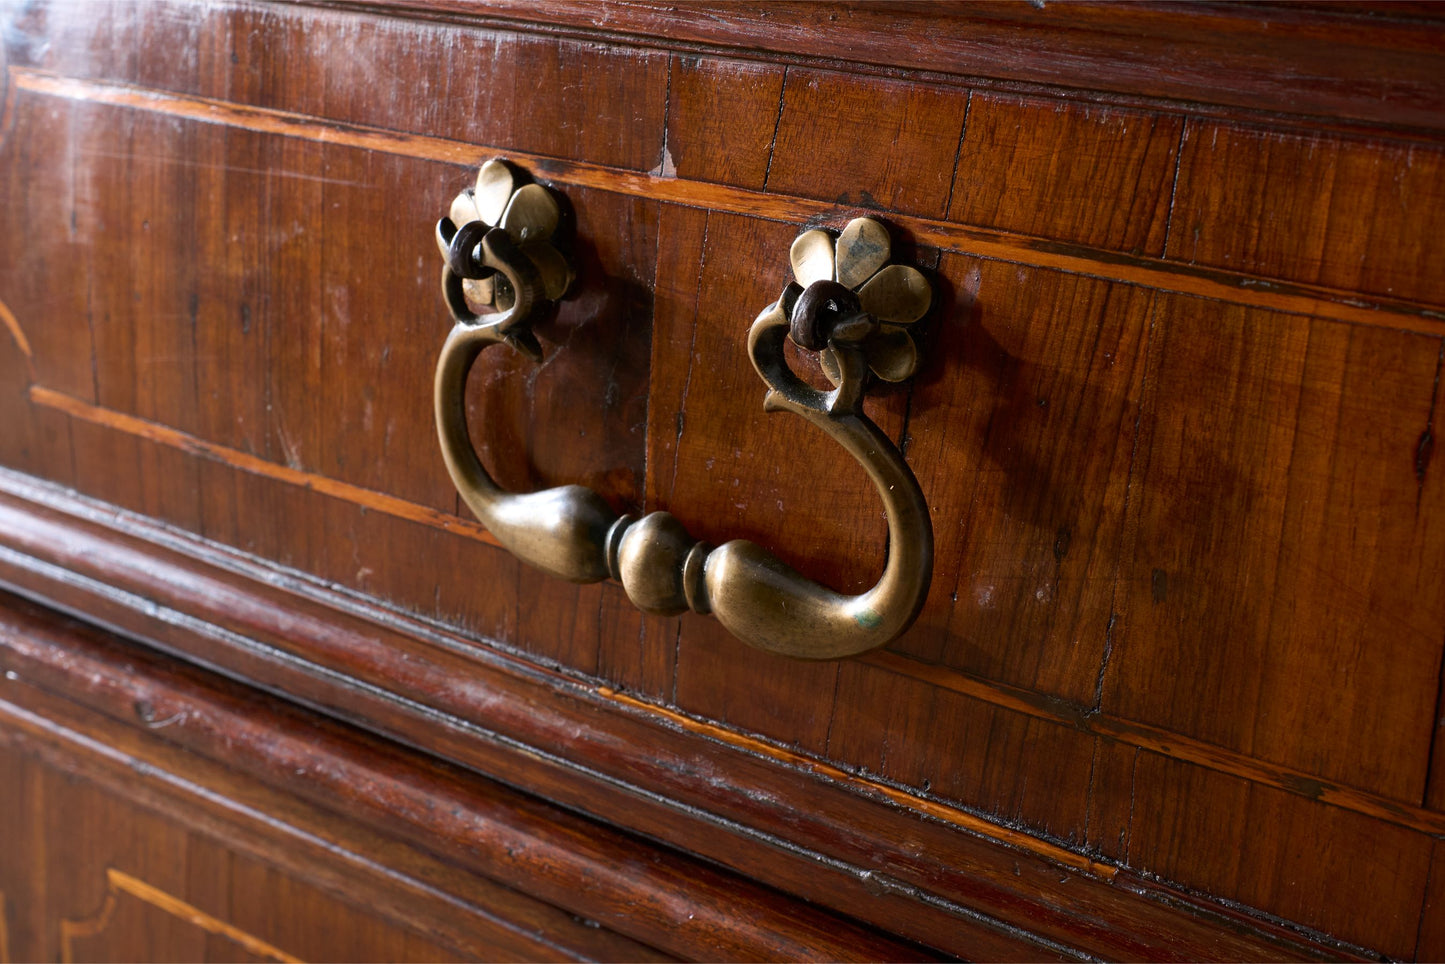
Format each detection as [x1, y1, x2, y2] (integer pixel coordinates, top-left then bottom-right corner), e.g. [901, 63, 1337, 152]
[950, 93, 1183, 255]
[0, 750, 477, 963]
[1124, 752, 1433, 959]
[666, 55, 784, 188]
[3, 1, 1444, 958]
[0, 470, 1389, 961]
[1167, 120, 1445, 307]
[1419, 841, 1445, 961]
[765, 67, 968, 218]
[9, 69, 1443, 335]
[898, 256, 1152, 702]
[355, 1, 1445, 137]
[1431, 675, 1445, 811]
[1103, 295, 1445, 804]
[826, 663, 1099, 846]
[0, 593, 927, 963]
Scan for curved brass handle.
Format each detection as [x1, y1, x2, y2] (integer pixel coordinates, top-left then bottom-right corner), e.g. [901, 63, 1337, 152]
[434, 161, 934, 659]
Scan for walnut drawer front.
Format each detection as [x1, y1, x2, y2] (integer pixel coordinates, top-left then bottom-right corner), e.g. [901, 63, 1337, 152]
[0, 2, 1443, 960]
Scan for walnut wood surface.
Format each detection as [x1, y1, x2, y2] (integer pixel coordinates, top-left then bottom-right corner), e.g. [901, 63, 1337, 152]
[1, 0, 1442, 958]
[0, 592, 928, 962]
[0, 472, 1371, 962]
[345, 0, 1445, 137]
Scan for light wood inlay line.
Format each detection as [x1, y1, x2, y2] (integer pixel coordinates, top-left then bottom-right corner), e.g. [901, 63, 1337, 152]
[11, 67, 1445, 336]
[598, 686, 1121, 878]
[22, 385, 1445, 840]
[863, 651, 1445, 840]
[58, 868, 302, 964]
[0, 299, 33, 381]
[28, 386, 502, 550]
[609, 661, 1445, 844]
[0, 890, 11, 964]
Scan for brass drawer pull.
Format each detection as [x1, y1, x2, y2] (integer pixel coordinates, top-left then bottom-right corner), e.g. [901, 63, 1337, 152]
[433, 161, 933, 659]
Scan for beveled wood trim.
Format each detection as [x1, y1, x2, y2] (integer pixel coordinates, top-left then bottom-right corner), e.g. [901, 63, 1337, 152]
[312, 1, 1445, 139]
[0, 595, 925, 963]
[14, 391, 1445, 843]
[0, 468, 1373, 961]
[0, 677, 669, 963]
[12, 67, 1445, 332]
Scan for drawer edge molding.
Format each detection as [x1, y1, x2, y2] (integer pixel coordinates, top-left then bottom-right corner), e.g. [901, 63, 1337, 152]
[0, 467, 1374, 962]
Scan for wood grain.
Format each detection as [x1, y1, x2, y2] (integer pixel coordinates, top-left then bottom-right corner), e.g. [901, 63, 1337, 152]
[1431, 672, 1445, 812]
[10, 70, 1444, 336]
[950, 93, 1183, 255]
[898, 256, 1151, 702]
[1124, 751, 1433, 959]
[0, 594, 928, 963]
[362, 1, 1445, 136]
[5, 2, 1445, 957]
[1167, 120, 1445, 307]
[766, 67, 968, 218]
[826, 663, 1099, 847]
[0, 84, 95, 402]
[0, 665, 674, 962]
[665, 55, 784, 188]
[31, 386, 502, 549]
[647, 209, 909, 752]
[0, 739, 664, 963]
[1418, 840, 1445, 962]
[1103, 295, 1445, 804]
[0, 469, 1366, 962]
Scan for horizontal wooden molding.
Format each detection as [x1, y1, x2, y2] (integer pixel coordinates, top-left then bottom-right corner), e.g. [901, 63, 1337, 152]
[322, 1, 1445, 139]
[11, 67, 1445, 336]
[0, 467, 1380, 961]
[21, 390, 1445, 843]
[0, 666, 671, 962]
[0, 598, 909, 962]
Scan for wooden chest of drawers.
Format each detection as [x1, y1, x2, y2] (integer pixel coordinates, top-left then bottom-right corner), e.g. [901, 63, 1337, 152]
[1, 2, 1443, 959]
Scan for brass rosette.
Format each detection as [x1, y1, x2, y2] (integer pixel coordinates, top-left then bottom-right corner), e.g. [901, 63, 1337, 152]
[434, 158, 574, 323]
[782, 217, 932, 387]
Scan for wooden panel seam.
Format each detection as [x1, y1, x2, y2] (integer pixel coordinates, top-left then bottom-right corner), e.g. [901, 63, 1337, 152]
[0, 688, 650, 962]
[9, 66, 1445, 335]
[0, 608, 948, 962]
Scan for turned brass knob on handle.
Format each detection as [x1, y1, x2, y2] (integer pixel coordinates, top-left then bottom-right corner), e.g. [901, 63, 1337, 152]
[433, 159, 934, 659]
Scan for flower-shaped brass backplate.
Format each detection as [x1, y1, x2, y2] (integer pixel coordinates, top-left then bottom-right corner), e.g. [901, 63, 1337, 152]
[434, 158, 573, 317]
[785, 218, 931, 386]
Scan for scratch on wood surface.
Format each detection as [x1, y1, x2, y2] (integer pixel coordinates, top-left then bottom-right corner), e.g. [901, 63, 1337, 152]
[760, 66, 788, 193]
[940, 91, 971, 222]
[1416, 340, 1442, 512]
[1159, 118, 1191, 257]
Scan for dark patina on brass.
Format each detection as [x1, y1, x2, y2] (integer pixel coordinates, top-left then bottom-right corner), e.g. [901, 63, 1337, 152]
[434, 160, 934, 659]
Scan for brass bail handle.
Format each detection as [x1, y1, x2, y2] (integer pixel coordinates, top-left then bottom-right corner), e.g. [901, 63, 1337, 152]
[433, 159, 934, 659]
